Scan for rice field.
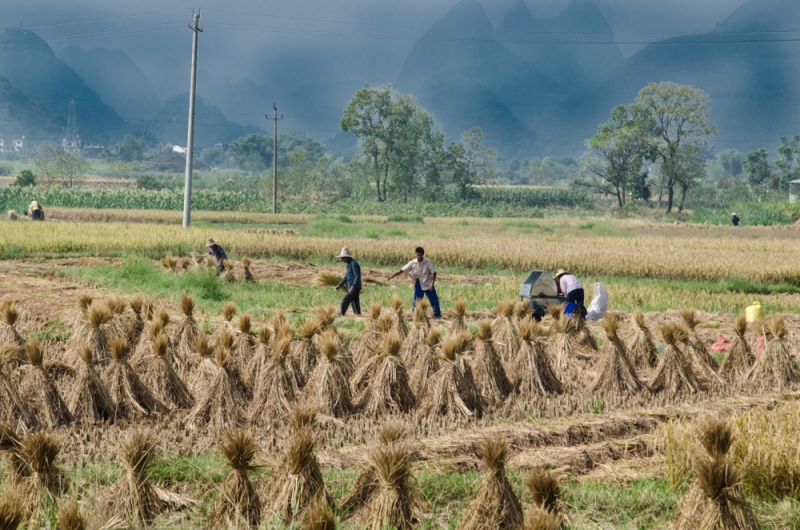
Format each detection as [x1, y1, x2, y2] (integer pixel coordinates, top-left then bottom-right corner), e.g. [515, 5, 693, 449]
[2, 209, 800, 528]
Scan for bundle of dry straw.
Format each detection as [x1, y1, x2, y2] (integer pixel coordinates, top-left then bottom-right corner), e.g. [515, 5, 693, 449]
[351, 303, 386, 367]
[103, 429, 163, 528]
[629, 312, 659, 370]
[408, 326, 442, 399]
[134, 334, 194, 410]
[513, 318, 563, 397]
[745, 315, 800, 389]
[421, 331, 482, 421]
[590, 313, 643, 395]
[304, 331, 353, 418]
[448, 300, 468, 334]
[390, 297, 409, 339]
[213, 429, 262, 527]
[171, 293, 200, 375]
[68, 345, 115, 424]
[241, 257, 255, 282]
[185, 344, 245, 429]
[0, 299, 24, 363]
[492, 301, 519, 364]
[294, 317, 323, 377]
[17, 339, 73, 428]
[102, 337, 169, 420]
[354, 331, 416, 416]
[718, 316, 754, 382]
[126, 296, 147, 347]
[649, 323, 706, 395]
[0, 489, 23, 530]
[0, 357, 38, 430]
[400, 299, 431, 367]
[472, 320, 513, 406]
[525, 468, 566, 527]
[459, 436, 523, 530]
[15, 431, 70, 516]
[248, 334, 300, 424]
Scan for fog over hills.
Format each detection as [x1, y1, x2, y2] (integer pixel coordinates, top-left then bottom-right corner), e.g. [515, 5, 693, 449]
[4, 0, 794, 158]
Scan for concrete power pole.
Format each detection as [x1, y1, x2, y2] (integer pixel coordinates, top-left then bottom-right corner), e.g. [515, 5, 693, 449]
[182, 10, 203, 228]
[270, 103, 283, 214]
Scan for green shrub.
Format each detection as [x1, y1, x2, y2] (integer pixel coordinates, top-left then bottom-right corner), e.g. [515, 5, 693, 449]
[387, 214, 424, 223]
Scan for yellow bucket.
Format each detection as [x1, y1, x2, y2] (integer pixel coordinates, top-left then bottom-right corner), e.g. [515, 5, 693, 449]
[746, 301, 764, 323]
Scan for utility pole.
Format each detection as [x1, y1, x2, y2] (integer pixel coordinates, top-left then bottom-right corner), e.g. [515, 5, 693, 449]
[182, 10, 203, 228]
[269, 103, 283, 214]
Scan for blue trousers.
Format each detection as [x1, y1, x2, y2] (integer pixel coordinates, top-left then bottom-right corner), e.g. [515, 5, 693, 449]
[413, 280, 441, 318]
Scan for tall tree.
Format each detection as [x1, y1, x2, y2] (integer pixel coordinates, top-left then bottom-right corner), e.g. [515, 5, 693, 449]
[391, 107, 444, 202]
[671, 144, 707, 213]
[775, 135, 800, 192]
[630, 82, 717, 213]
[742, 148, 771, 187]
[341, 85, 421, 202]
[446, 127, 496, 199]
[577, 105, 646, 208]
[34, 144, 90, 188]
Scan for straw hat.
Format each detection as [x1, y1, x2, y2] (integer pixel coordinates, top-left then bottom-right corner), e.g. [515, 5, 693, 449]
[555, 269, 568, 278]
[336, 247, 353, 259]
[731, 212, 737, 216]
[206, 238, 217, 247]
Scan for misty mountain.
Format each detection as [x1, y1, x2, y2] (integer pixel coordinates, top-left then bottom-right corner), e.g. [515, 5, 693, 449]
[149, 93, 263, 147]
[395, 0, 565, 154]
[0, 74, 64, 143]
[58, 46, 159, 123]
[0, 29, 125, 142]
[537, 0, 800, 156]
[497, 0, 623, 90]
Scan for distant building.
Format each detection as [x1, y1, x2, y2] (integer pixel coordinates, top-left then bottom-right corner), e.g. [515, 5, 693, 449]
[62, 137, 82, 154]
[82, 144, 105, 159]
[214, 143, 229, 152]
[172, 145, 186, 154]
[144, 152, 209, 173]
[0, 136, 28, 152]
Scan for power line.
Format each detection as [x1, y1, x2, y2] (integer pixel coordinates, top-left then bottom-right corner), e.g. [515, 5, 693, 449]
[205, 21, 800, 46]
[202, 7, 800, 38]
[0, 21, 185, 46]
[0, 9, 188, 31]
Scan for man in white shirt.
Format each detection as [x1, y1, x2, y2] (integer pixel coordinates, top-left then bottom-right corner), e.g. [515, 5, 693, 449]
[554, 269, 584, 306]
[387, 246, 442, 318]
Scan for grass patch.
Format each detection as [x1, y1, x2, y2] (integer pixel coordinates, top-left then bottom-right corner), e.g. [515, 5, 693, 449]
[387, 214, 424, 223]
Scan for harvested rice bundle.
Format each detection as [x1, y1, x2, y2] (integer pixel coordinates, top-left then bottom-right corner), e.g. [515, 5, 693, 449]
[241, 257, 255, 282]
[513, 300, 531, 323]
[400, 299, 431, 367]
[17, 340, 73, 428]
[68, 345, 115, 424]
[629, 312, 659, 370]
[0, 300, 24, 362]
[216, 302, 238, 341]
[390, 297, 409, 339]
[649, 324, 706, 395]
[525, 507, 562, 530]
[0, 359, 38, 430]
[248, 334, 300, 424]
[213, 429, 261, 527]
[681, 309, 718, 370]
[126, 296, 147, 347]
[745, 315, 800, 390]
[719, 316, 755, 382]
[526, 469, 566, 520]
[351, 303, 386, 367]
[354, 331, 416, 416]
[514, 318, 563, 397]
[102, 338, 169, 420]
[421, 330, 483, 421]
[548, 313, 584, 385]
[232, 314, 256, 375]
[267, 427, 330, 526]
[678, 326, 723, 387]
[349, 443, 425, 530]
[408, 326, 442, 399]
[222, 261, 236, 282]
[294, 317, 323, 377]
[134, 334, 194, 410]
[590, 313, 643, 395]
[574, 314, 598, 352]
[77, 304, 113, 365]
[304, 331, 353, 418]
[448, 300, 468, 334]
[187, 332, 217, 394]
[300, 499, 336, 530]
[103, 429, 163, 528]
[458, 436, 523, 530]
[313, 272, 341, 287]
[492, 301, 519, 364]
[0, 489, 23, 530]
[106, 296, 128, 337]
[184, 345, 245, 430]
[672, 418, 759, 530]
[472, 320, 512, 406]
[172, 293, 200, 371]
[57, 496, 86, 530]
[16, 431, 70, 514]
[0, 424, 27, 484]
[245, 326, 271, 391]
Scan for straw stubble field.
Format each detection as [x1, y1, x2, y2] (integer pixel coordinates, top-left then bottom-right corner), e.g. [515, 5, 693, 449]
[2, 210, 800, 528]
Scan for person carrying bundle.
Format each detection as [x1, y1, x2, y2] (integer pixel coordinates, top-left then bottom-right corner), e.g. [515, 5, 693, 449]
[27, 200, 43, 220]
[334, 247, 362, 316]
[206, 238, 228, 276]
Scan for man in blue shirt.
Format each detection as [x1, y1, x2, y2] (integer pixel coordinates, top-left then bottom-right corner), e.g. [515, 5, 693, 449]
[206, 238, 228, 276]
[334, 247, 362, 316]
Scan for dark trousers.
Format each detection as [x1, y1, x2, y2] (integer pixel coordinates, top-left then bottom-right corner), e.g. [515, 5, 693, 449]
[413, 280, 442, 318]
[31, 210, 42, 220]
[566, 288, 585, 306]
[341, 288, 361, 315]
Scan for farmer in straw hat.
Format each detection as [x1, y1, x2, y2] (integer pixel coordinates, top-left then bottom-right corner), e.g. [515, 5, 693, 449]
[387, 246, 442, 318]
[554, 269, 585, 306]
[731, 212, 740, 227]
[206, 238, 228, 276]
[334, 247, 362, 315]
[27, 200, 43, 221]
